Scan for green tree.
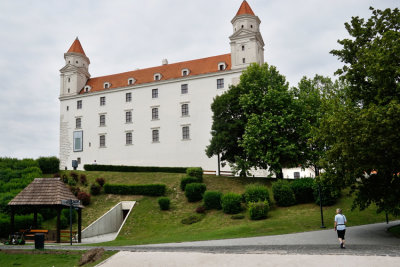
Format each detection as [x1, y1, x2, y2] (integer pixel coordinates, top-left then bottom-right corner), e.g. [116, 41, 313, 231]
[239, 63, 307, 178]
[319, 7, 400, 215]
[206, 76, 251, 175]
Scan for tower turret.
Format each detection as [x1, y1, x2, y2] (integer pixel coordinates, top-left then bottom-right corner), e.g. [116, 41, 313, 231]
[60, 38, 90, 96]
[230, 1, 264, 69]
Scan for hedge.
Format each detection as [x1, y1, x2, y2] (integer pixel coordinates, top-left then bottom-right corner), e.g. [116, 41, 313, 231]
[180, 176, 201, 191]
[0, 214, 43, 237]
[104, 183, 166, 196]
[243, 184, 270, 204]
[290, 178, 315, 203]
[221, 193, 242, 214]
[248, 201, 269, 220]
[158, 197, 170, 210]
[36, 156, 60, 174]
[272, 180, 296, 207]
[186, 167, 203, 181]
[185, 183, 206, 202]
[203, 191, 222, 210]
[84, 164, 188, 173]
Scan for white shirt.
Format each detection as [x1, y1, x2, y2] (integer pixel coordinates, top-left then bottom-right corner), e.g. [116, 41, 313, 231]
[335, 214, 347, 231]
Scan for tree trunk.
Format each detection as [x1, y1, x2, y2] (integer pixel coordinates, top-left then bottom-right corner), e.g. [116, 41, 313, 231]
[277, 168, 284, 179]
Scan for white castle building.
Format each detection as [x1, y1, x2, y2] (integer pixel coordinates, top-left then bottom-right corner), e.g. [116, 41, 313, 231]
[59, 1, 314, 178]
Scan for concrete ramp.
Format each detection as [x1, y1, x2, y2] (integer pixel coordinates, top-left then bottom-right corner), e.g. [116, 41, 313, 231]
[81, 201, 135, 243]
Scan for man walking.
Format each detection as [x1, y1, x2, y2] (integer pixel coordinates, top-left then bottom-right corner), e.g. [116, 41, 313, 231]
[334, 208, 347, 249]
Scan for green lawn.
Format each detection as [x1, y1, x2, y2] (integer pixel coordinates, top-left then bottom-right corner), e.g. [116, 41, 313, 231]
[0, 250, 116, 267]
[388, 224, 400, 237]
[43, 171, 398, 246]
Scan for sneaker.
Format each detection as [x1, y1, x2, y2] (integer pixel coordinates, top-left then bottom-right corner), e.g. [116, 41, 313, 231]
[342, 246, 346, 249]
[340, 243, 343, 248]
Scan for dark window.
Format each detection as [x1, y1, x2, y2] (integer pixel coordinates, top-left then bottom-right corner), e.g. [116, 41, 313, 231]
[217, 78, 224, 89]
[104, 83, 109, 89]
[294, 172, 300, 179]
[242, 45, 245, 51]
[219, 64, 225, 71]
[251, 25, 253, 28]
[77, 157, 81, 164]
[76, 118, 81, 128]
[128, 79, 134, 85]
[152, 89, 158, 98]
[152, 129, 159, 142]
[99, 135, 106, 147]
[126, 132, 132, 145]
[67, 106, 69, 111]
[242, 58, 246, 63]
[154, 75, 160, 81]
[77, 100, 82, 109]
[126, 111, 132, 123]
[152, 108, 159, 120]
[99, 114, 106, 126]
[126, 92, 132, 102]
[68, 77, 70, 82]
[100, 97, 106, 106]
[241, 25, 244, 28]
[182, 126, 190, 140]
[181, 104, 189, 116]
[182, 70, 188, 76]
[181, 84, 188, 94]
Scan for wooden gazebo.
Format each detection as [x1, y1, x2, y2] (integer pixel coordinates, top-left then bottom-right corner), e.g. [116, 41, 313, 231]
[8, 178, 83, 243]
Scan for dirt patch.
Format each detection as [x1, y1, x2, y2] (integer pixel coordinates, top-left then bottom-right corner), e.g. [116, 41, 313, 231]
[78, 248, 105, 266]
[0, 249, 81, 255]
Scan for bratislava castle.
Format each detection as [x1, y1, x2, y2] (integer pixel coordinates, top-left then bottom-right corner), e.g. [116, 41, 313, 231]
[59, 1, 313, 178]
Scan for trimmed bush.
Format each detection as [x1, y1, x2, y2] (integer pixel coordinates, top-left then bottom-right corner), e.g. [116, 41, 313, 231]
[158, 197, 170, 210]
[84, 164, 187, 173]
[221, 193, 242, 214]
[90, 183, 102, 196]
[67, 178, 77, 186]
[291, 178, 315, 203]
[248, 201, 269, 220]
[181, 214, 203, 225]
[61, 174, 68, 184]
[203, 191, 222, 210]
[186, 167, 203, 182]
[180, 176, 200, 191]
[272, 180, 296, 207]
[313, 179, 341, 206]
[243, 184, 270, 204]
[103, 183, 166, 196]
[69, 186, 80, 197]
[70, 172, 79, 182]
[60, 214, 68, 229]
[185, 183, 206, 202]
[36, 156, 60, 174]
[96, 177, 106, 187]
[77, 192, 91, 206]
[79, 174, 88, 186]
[61, 208, 77, 224]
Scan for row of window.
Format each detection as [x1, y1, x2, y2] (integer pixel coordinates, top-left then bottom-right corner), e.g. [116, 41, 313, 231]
[76, 104, 189, 129]
[75, 79, 224, 110]
[96, 126, 190, 148]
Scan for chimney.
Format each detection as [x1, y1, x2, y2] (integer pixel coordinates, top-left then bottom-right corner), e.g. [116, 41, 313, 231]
[162, 59, 168, 65]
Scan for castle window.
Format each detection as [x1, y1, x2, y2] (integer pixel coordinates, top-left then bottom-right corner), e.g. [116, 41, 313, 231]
[76, 61, 78, 64]
[84, 85, 91, 92]
[103, 82, 111, 89]
[126, 132, 132, 145]
[77, 157, 81, 164]
[218, 63, 226, 71]
[68, 77, 70, 82]
[242, 58, 246, 63]
[152, 88, 158, 98]
[152, 129, 159, 143]
[99, 135, 106, 148]
[100, 96, 106, 106]
[217, 78, 224, 89]
[181, 68, 190, 76]
[76, 118, 81, 129]
[128, 78, 135, 85]
[126, 92, 132, 102]
[181, 84, 188, 94]
[251, 25, 253, 28]
[152, 107, 159, 120]
[68, 88, 70, 93]
[77, 100, 82, 109]
[181, 104, 189, 117]
[126, 111, 132, 123]
[67, 106, 69, 111]
[182, 126, 190, 140]
[99, 114, 106, 126]
[241, 25, 244, 28]
[242, 45, 245, 51]
[154, 73, 162, 81]
[73, 131, 83, 152]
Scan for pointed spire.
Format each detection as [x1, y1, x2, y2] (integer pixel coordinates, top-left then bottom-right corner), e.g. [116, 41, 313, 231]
[236, 1, 255, 16]
[67, 37, 86, 55]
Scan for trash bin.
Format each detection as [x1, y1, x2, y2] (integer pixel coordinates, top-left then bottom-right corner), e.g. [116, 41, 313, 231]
[34, 233, 44, 249]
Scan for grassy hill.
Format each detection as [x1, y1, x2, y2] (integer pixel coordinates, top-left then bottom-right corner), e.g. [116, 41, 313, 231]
[55, 171, 395, 246]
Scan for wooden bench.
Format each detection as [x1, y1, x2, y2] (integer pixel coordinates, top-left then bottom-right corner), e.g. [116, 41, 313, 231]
[20, 229, 49, 240]
[60, 230, 77, 243]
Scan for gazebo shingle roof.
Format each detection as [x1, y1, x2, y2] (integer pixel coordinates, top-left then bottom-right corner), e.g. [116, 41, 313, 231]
[8, 178, 81, 207]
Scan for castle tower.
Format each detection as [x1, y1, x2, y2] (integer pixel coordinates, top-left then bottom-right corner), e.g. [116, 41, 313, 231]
[59, 38, 90, 96]
[230, 1, 264, 69]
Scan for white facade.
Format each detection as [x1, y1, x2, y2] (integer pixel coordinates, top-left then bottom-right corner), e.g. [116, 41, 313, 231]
[59, 1, 313, 178]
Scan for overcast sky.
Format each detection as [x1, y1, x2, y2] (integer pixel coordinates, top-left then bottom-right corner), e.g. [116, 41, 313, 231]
[0, 0, 398, 159]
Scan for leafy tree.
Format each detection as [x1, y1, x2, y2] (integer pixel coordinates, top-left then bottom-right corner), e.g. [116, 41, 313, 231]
[206, 76, 251, 175]
[319, 7, 400, 215]
[239, 63, 307, 178]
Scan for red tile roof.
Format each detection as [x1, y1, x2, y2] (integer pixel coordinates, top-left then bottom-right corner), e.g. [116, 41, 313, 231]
[83, 54, 231, 94]
[236, 1, 255, 16]
[67, 38, 86, 55]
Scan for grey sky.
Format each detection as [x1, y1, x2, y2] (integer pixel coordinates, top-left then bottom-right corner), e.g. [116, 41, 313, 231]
[0, 0, 398, 159]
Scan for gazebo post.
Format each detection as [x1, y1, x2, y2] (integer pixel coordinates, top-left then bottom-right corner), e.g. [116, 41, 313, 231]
[33, 208, 38, 228]
[78, 208, 82, 243]
[56, 206, 61, 243]
[10, 206, 15, 234]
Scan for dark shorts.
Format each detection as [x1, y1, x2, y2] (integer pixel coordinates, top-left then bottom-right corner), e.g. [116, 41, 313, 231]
[337, 229, 346, 239]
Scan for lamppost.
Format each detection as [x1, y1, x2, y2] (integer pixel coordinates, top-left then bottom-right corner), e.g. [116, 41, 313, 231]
[318, 182, 326, 228]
